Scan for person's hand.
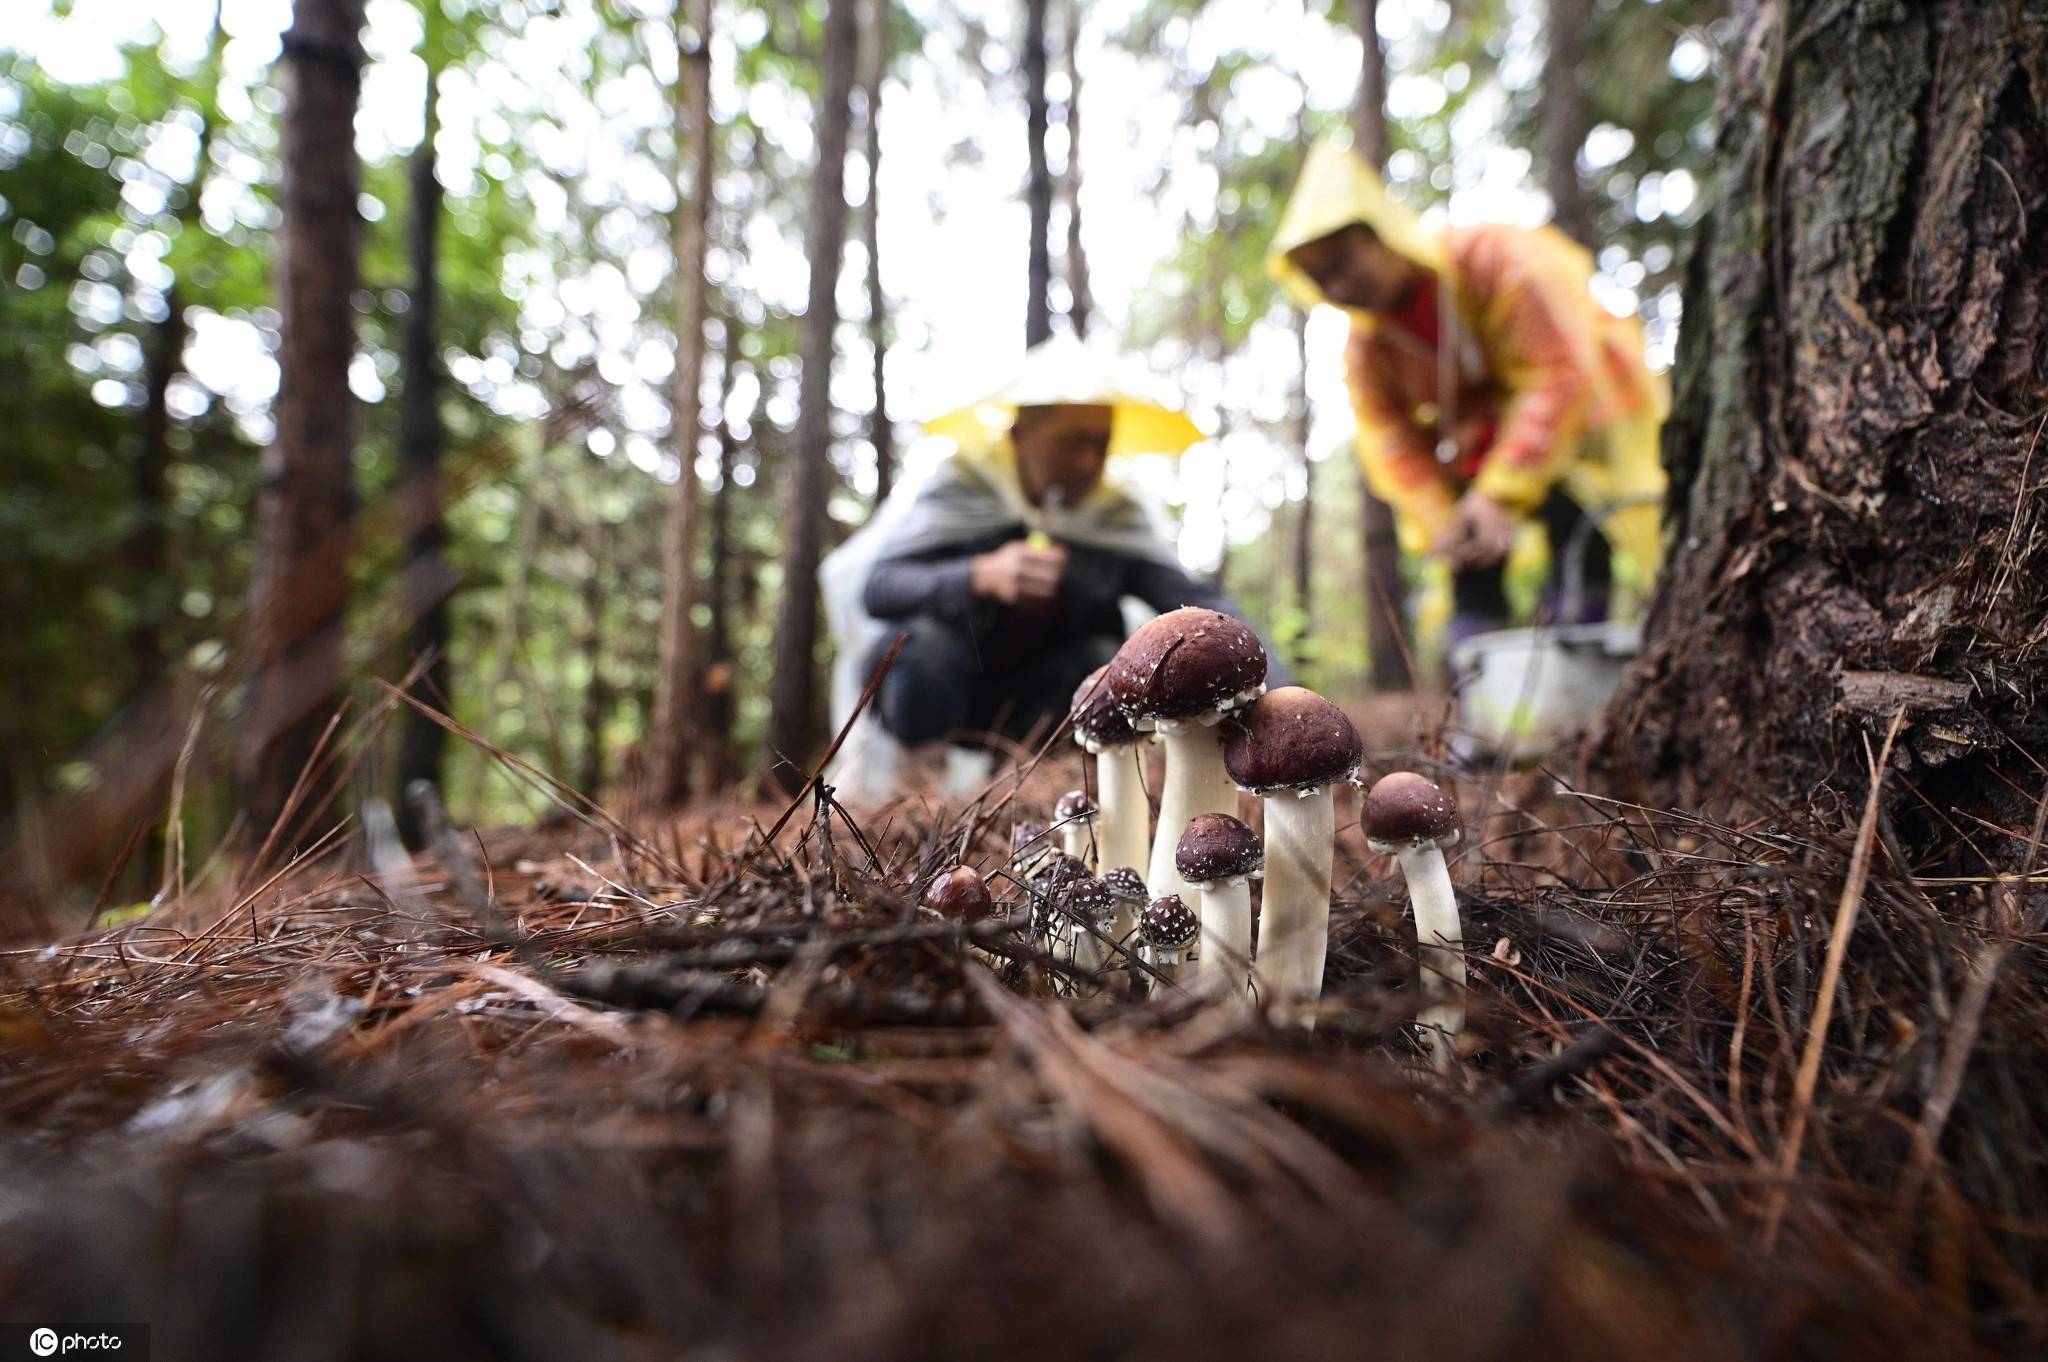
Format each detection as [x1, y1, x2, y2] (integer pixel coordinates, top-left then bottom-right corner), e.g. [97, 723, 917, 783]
[1431, 491, 1515, 569]
[971, 539, 1068, 605]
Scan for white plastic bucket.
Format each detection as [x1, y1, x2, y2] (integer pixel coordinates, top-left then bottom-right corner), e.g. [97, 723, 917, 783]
[1449, 621, 1641, 758]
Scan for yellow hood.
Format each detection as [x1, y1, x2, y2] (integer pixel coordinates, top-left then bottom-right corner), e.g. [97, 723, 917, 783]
[1267, 136, 1445, 311]
[922, 331, 1206, 464]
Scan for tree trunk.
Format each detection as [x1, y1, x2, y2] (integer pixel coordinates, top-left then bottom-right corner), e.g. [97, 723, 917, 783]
[578, 517, 610, 798]
[1541, 0, 1593, 245]
[1022, 0, 1053, 348]
[237, 0, 364, 840]
[394, 62, 448, 846]
[1351, 0, 1414, 693]
[131, 5, 226, 691]
[1601, 0, 2048, 855]
[1060, 0, 1090, 338]
[1291, 300, 1314, 665]
[704, 381, 740, 789]
[861, 0, 894, 505]
[764, 0, 858, 793]
[646, 0, 715, 809]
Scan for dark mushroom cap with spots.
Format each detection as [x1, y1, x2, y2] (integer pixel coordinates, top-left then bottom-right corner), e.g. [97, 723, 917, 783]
[1011, 821, 1053, 870]
[1032, 852, 1092, 894]
[1071, 665, 1138, 749]
[921, 865, 993, 921]
[1105, 607, 1268, 725]
[1222, 687, 1364, 795]
[1101, 866, 1149, 903]
[1174, 813, 1264, 885]
[1054, 789, 1097, 822]
[1362, 772, 1461, 852]
[1061, 874, 1117, 929]
[1139, 895, 1199, 952]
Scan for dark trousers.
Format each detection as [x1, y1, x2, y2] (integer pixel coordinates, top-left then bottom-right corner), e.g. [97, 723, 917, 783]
[1449, 490, 1611, 647]
[871, 619, 1119, 748]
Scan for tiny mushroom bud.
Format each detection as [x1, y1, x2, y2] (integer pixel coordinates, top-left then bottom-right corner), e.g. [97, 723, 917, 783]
[922, 865, 994, 922]
[1071, 666, 1152, 882]
[1174, 813, 1263, 1009]
[1011, 820, 1055, 880]
[1101, 865, 1149, 908]
[1105, 608, 1267, 900]
[1054, 789, 1099, 864]
[1062, 873, 1120, 979]
[1030, 852, 1092, 942]
[1363, 771, 1465, 1067]
[1223, 687, 1363, 1028]
[1139, 894, 1200, 985]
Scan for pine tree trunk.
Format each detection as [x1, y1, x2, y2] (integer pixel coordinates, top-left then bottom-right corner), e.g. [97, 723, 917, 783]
[238, 0, 364, 840]
[1291, 302, 1314, 663]
[578, 518, 610, 798]
[1351, 0, 1414, 693]
[764, 0, 858, 793]
[394, 66, 448, 845]
[1541, 0, 1593, 245]
[646, 0, 715, 809]
[861, 0, 894, 505]
[704, 385, 739, 789]
[1060, 0, 1090, 339]
[1601, 0, 2048, 856]
[1022, 0, 1052, 348]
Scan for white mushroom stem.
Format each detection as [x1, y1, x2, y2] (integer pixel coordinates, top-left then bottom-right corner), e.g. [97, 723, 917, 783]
[1252, 788, 1335, 1028]
[1059, 818, 1093, 864]
[1095, 743, 1152, 889]
[1193, 878, 1253, 1012]
[1071, 923, 1109, 977]
[1148, 945, 1188, 987]
[1396, 842, 1465, 1067]
[1146, 723, 1238, 900]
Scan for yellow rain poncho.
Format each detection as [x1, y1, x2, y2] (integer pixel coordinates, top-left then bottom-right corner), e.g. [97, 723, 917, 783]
[1268, 138, 1667, 581]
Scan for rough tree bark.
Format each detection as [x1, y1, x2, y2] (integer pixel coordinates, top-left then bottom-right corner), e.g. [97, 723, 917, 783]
[1060, 0, 1090, 338]
[861, 0, 894, 505]
[1022, 0, 1053, 347]
[394, 59, 448, 846]
[646, 0, 715, 809]
[764, 0, 858, 792]
[237, 0, 364, 839]
[1541, 0, 1593, 246]
[1601, 0, 2048, 858]
[1351, 0, 1414, 692]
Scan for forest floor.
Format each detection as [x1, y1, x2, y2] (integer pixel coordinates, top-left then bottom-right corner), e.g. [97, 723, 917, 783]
[0, 702, 2041, 1361]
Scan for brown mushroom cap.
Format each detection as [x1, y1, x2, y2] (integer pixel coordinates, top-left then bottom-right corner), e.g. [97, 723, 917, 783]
[1174, 813, 1264, 885]
[1140, 894, 1199, 951]
[1032, 852, 1092, 894]
[1222, 687, 1364, 794]
[1362, 771, 1461, 851]
[1061, 874, 1117, 929]
[1054, 789, 1097, 822]
[1010, 821, 1053, 872]
[1105, 607, 1267, 725]
[1101, 866, 1149, 903]
[1071, 665, 1138, 749]
[922, 865, 993, 921]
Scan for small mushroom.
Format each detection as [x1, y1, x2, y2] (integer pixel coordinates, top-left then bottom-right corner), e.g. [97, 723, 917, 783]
[1010, 820, 1055, 881]
[1029, 852, 1092, 946]
[1061, 873, 1119, 980]
[1071, 666, 1152, 880]
[1104, 608, 1267, 900]
[1363, 771, 1465, 1067]
[1174, 813, 1263, 1010]
[1222, 687, 1363, 1028]
[921, 865, 993, 922]
[1054, 789, 1099, 865]
[1139, 894, 1199, 986]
